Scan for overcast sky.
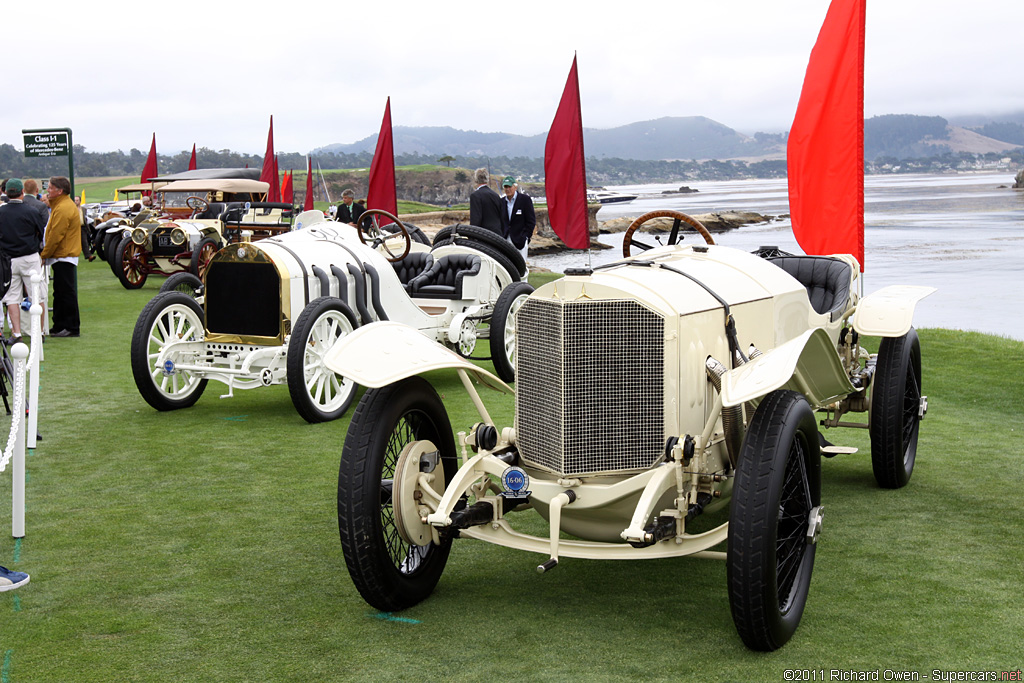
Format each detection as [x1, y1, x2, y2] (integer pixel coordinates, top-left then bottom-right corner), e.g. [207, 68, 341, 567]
[5, 1, 1021, 156]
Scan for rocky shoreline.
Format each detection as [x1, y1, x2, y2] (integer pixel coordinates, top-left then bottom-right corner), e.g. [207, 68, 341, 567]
[399, 206, 780, 255]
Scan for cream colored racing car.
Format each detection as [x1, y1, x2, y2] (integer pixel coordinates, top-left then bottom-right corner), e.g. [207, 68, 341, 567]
[326, 210, 935, 651]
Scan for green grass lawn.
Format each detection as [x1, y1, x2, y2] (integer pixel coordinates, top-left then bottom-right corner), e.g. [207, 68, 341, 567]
[1, 263, 1022, 681]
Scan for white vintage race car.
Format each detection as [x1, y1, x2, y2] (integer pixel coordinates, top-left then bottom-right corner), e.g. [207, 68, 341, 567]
[130, 210, 532, 423]
[326, 210, 935, 651]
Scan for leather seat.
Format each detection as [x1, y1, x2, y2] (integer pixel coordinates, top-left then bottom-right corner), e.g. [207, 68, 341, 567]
[409, 253, 481, 299]
[392, 253, 434, 293]
[768, 255, 852, 320]
[197, 202, 226, 220]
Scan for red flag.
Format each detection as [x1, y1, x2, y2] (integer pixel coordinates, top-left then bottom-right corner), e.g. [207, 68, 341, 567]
[304, 156, 315, 211]
[273, 155, 281, 202]
[260, 116, 281, 202]
[140, 134, 158, 196]
[281, 170, 294, 204]
[188, 144, 197, 171]
[544, 55, 589, 250]
[787, 0, 866, 270]
[367, 97, 397, 223]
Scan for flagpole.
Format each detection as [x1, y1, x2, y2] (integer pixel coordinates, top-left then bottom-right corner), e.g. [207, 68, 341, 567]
[317, 161, 332, 203]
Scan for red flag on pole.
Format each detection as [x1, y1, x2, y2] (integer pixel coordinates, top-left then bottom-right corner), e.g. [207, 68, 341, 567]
[281, 171, 294, 204]
[787, 0, 866, 270]
[544, 55, 590, 250]
[260, 116, 280, 202]
[304, 156, 315, 211]
[367, 97, 397, 223]
[188, 144, 197, 171]
[140, 133, 158, 195]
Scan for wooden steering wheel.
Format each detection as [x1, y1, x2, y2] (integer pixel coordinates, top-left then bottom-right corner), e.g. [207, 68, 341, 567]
[621, 210, 715, 257]
[355, 209, 412, 262]
[186, 196, 209, 216]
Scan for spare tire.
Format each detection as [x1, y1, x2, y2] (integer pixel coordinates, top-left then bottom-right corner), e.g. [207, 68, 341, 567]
[433, 224, 526, 277]
[387, 221, 431, 246]
[432, 236, 521, 285]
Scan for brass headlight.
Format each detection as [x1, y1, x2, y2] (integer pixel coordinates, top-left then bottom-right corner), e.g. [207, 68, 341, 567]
[170, 227, 187, 245]
[131, 227, 147, 245]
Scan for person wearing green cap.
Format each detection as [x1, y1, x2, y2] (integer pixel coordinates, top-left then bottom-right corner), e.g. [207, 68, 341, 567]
[500, 176, 535, 264]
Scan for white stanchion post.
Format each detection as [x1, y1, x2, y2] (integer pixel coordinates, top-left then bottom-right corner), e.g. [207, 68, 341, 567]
[27, 274, 43, 449]
[11, 343, 28, 539]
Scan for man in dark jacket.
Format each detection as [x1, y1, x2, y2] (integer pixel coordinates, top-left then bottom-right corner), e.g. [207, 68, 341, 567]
[0, 178, 46, 343]
[499, 176, 536, 263]
[469, 168, 503, 235]
[335, 189, 365, 225]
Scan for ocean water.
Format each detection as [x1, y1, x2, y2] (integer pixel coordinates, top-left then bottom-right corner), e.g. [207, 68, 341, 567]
[531, 172, 1024, 341]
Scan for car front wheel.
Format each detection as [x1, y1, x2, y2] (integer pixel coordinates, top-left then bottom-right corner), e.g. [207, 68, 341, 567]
[728, 389, 821, 651]
[286, 296, 359, 423]
[338, 376, 456, 612]
[130, 292, 208, 410]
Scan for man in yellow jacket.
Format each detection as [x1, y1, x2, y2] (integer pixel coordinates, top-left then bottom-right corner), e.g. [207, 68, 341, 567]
[40, 176, 81, 337]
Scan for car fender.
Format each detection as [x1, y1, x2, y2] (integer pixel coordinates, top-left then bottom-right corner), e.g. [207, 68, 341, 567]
[721, 327, 855, 408]
[323, 320, 513, 394]
[852, 285, 936, 337]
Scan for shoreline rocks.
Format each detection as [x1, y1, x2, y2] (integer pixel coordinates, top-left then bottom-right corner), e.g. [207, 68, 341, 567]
[399, 205, 776, 255]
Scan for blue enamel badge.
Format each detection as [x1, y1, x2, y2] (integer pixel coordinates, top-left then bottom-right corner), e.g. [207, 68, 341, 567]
[500, 466, 530, 499]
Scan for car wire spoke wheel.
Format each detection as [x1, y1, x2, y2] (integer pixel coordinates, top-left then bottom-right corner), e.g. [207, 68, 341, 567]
[728, 389, 821, 651]
[338, 376, 456, 612]
[869, 328, 922, 488]
[130, 292, 208, 410]
[286, 297, 359, 423]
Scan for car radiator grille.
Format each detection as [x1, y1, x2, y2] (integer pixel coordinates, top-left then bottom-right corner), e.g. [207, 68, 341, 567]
[515, 298, 665, 477]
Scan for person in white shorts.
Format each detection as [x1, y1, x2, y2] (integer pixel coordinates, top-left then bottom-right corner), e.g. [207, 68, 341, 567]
[0, 178, 46, 344]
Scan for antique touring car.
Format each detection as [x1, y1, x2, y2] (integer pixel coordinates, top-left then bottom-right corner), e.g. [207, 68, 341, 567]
[130, 211, 531, 423]
[110, 170, 293, 289]
[327, 210, 935, 650]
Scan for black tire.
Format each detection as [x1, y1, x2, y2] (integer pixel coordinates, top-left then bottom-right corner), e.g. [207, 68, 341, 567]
[160, 272, 204, 298]
[116, 235, 148, 290]
[286, 296, 359, 423]
[189, 236, 220, 280]
[869, 328, 922, 489]
[434, 223, 527, 277]
[130, 292, 208, 411]
[728, 389, 821, 651]
[490, 281, 534, 383]
[338, 376, 456, 611]
[105, 231, 124, 274]
[433, 236, 521, 285]
[387, 221, 431, 246]
[92, 229, 107, 262]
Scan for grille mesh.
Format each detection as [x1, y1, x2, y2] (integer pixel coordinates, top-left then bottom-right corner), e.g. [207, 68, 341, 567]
[516, 298, 664, 477]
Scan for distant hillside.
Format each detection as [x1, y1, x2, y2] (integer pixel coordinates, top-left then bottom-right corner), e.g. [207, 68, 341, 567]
[863, 114, 1018, 160]
[316, 116, 780, 162]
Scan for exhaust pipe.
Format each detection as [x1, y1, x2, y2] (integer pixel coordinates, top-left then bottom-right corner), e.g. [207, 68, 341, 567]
[706, 356, 743, 468]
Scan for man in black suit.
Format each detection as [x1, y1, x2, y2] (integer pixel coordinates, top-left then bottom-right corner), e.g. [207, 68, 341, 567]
[468, 168, 502, 235]
[335, 189, 365, 225]
[499, 176, 535, 263]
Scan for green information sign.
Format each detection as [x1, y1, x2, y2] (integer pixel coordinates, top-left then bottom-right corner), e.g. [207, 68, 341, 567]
[23, 131, 70, 158]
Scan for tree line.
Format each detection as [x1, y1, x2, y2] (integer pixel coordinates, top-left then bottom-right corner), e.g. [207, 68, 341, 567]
[1, 141, 1019, 187]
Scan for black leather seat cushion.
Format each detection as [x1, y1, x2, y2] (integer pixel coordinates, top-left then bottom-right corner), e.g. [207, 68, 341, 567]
[392, 253, 434, 292]
[768, 255, 852, 319]
[409, 253, 481, 299]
